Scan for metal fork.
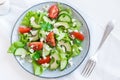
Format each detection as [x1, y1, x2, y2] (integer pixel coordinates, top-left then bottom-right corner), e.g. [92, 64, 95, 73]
[81, 21, 114, 77]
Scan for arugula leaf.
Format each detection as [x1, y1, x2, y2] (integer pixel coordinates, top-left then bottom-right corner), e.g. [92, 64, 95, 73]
[73, 39, 82, 46]
[32, 51, 42, 60]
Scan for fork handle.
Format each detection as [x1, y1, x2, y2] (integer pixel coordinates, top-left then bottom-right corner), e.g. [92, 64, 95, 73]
[96, 22, 114, 52]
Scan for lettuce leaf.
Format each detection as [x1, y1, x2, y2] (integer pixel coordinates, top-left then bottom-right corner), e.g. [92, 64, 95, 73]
[19, 33, 29, 44]
[32, 61, 46, 75]
[72, 44, 81, 57]
[21, 11, 40, 27]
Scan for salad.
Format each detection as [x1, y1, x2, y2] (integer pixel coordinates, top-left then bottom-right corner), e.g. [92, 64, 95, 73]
[8, 3, 84, 75]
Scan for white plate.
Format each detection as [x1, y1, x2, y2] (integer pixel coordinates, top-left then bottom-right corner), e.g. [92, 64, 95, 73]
[11, 2, 90, 78]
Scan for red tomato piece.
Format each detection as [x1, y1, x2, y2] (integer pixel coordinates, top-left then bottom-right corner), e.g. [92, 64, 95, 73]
[18, 26, 31, 34]
[70, 32, 84, 41]
[48, 5, 59, 19]
[29, 42, 43, 50]
[46, 32, 56, 47]
[37, 56, 51, 64]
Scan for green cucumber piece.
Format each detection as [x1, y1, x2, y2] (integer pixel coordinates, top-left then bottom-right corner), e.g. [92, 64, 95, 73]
[54, 22, 69, 28]
[29, 34, 39, 41]
[30, 17, 41, 29]
[49, 53, 60, 70]
[59, 11, 69, 15]
[43, 16, 52, 24]
[60, 59, 67, 70]
[15, 48, 29, 58]
[31, 22, 41, 29]
[58, 14, 71, 22]
[42, 44, 51, 56]
[59, 41, 71, 52]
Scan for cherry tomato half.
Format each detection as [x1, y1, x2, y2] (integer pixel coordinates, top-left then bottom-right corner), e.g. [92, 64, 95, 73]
[48, 5, 59, 19]
[70, 32, 84, 41]
[18, 26, 31, 34]
[29, 42, 43, 50]
[37, 56, 51, 64]
[46, 32, 56, 47]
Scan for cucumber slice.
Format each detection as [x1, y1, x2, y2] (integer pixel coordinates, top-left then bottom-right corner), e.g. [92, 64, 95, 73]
[49, 53, 60, 70]
[59, 11, 69, 15]
[42, 44, 51, 56]
[59, 41, 71, 52]
[29, 34, 39, 41]
[30, 30, 38, 36]
[56, 32, 66, 40]
[58, 14, 71, 22]
[43, 16, 52, 23]
[60, 59, 67, 70]
[31, 21, 41, 29]
[30, 17, 41, 29]
[54, 22, 69, 28]
[15, 48, 28, 58]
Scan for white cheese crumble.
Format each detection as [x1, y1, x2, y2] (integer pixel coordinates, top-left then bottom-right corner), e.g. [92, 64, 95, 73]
[80, 31, 83, 34]
[30, 30, 38, 36]
[30, 45, 34, 48]
[73, 49, 75, 52]
[45, 32, 49, 35]
[37, 9, 44, 13]
[68, 29, 73, 33]
[70, 41, 73, 45]
[64, 30, 67, 32]
[62, 46, 65, 52]
[40, 38, 44, 42]
[21, 54, 26, 59]
[42, 63, 49, 67]
[23, 33, 28, 35]
[29, 49, 34, 53]
[29, 37, 33, 41]
[30, 17, 35, 22]
[50, 56, 52, 59]
[43, 44, 51, 51]
[68, 58, 73, 66]
[53, 28, 59, 34]
[43, 5, 50, 11]
[71, 35, 75, 39]
[51, 19, 56, 24]
[74, 30, 78, 32]
[43, 55, 47, 59]
[79, 47, 83, 51]
[73, 22, 76, 27]
[27, 59, 32, 63]
[72, 19, 76, 22]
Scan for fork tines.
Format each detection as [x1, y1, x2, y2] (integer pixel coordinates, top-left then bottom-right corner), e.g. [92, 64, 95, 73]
[81, 59, 96, 77]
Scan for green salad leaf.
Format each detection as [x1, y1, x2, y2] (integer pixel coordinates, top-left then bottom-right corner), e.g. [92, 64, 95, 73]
[32, 61, 46, 75]
[19, 33, 29, 44]
[41, 22, 53, 31]
[21, 11, 40, 27]
[31, 51, 42, 60]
